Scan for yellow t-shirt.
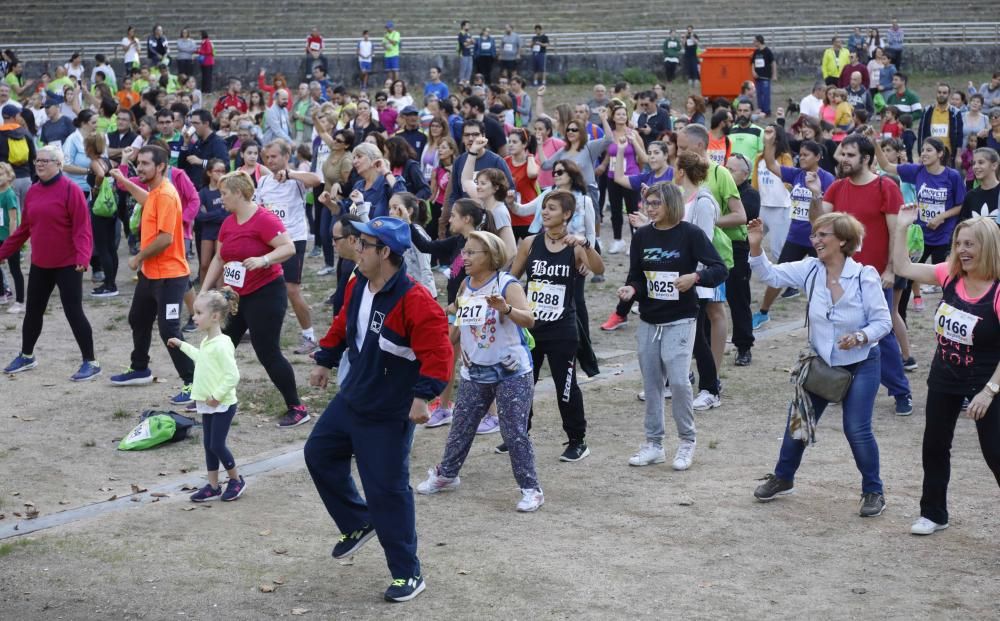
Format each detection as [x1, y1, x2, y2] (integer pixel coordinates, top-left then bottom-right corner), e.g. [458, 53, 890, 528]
[930, 106, 951, 150]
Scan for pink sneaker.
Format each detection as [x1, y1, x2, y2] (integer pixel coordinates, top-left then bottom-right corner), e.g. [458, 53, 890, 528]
[600, 312, 628, 331]
[425, 407, 453, 428]
[476, 414, 500, 435]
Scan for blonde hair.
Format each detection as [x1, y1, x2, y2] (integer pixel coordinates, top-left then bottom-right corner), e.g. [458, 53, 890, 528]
[813, 212, 865, 256]
[466, 230, 511, 271]
[949, 217, 1000, 281]
[219, 170, 255, 200]
[0, 162, 14, 185]
[197, 287, 240, 326]
[352, 142, 382, 163]
[643, 182, 686, 226]
[84, 133, 107, 160]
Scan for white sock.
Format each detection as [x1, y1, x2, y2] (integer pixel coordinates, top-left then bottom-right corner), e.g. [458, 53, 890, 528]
[302, 327, 315, 341]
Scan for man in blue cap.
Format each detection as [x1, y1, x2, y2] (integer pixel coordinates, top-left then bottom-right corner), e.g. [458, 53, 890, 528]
[305, 216, 453, 603]
[383, 21, 401, 83]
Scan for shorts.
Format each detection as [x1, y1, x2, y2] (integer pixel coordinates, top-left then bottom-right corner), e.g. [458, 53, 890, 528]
[359, 60, 372, 72]
[384, 56, 400, 71]
[282, 240, 307, 284]
[532, 54, 546, 73]
[777, 240, 816, 264]
[501, 59, 517, 73]
[711, 282, 727, 303]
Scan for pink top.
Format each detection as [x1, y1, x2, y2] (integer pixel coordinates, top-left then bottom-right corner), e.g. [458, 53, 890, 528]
[0, 173, 92, 268]
[537, 137, 566, 188]
[433, 165, 450, 205]
[935, 263, 1000, 316]
[218, 208, 286, 296]
[607, 139, 640, 179]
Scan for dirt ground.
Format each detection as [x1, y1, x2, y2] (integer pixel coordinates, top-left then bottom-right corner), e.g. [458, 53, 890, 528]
[3, 72, 1000, 619]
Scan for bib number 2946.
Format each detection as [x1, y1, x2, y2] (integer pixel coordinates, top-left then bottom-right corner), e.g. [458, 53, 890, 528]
[223, 261, 247, 288]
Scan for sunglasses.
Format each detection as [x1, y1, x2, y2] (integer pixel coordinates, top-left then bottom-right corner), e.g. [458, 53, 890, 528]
[565, 127, 580, 133]
[552, 170, 566, 176]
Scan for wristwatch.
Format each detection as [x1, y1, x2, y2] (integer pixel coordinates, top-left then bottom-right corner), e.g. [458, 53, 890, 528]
[986, 382, 999, 397]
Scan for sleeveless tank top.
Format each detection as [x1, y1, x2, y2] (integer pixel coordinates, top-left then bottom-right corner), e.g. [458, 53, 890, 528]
[525, 234, 579, 342]
[457, 271, 532, 381]
[928, 276, 1000, 394]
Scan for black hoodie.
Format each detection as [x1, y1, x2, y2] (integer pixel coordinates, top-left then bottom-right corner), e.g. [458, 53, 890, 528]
[0, 121, 36, 180]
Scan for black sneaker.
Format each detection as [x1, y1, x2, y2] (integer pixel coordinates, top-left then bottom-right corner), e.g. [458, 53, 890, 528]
[182, 317, 197, 333]
[902, 356, 918, 371]
[221, 475, 246, 501]
[559, 440, 590, 462]
[91, 284, 119, 298]
[384, 575, 425, 602]
[494, 442, 508, 454]
[276, 405, 311, 428]
[780, 287, 800, 299]
[753, 474, 794, 501]
[331, 524, 377, 559]
[859, 492, 886, 517]
[735, 349, 752, 366]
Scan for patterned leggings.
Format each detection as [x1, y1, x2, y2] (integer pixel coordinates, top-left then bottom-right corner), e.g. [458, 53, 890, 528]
[438, 373, 539, 491]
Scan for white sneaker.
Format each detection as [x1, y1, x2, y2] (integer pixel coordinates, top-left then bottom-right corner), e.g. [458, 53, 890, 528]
[672, 440, 696, 471]
[628, 443, 666, 466]
[608, 239, 625, 254]
[636, 386, 672, 401]
[7, 302, 24, 314]
[416, 468, 460, 495]
[516, 488, 544, 512]
[692, 390, 721, 411]
[317, 265, 335, 276]
[910, 516, 949, 535]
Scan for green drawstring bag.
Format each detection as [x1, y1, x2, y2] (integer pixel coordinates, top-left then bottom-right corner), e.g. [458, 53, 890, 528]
[91, 177, 118, 218]
[907, 223, 924, 260]
[522, 328, 535, 351]
[118, 414, 177, 451]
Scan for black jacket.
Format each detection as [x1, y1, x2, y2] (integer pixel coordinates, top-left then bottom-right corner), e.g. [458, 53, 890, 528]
[180, 131, 228, 188]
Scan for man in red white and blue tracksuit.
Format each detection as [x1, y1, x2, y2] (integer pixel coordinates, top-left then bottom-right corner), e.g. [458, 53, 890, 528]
[305, 216, 452, 603]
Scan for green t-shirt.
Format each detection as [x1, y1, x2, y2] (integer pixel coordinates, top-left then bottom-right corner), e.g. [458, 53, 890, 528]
[3, 74, 23, 101]
[728, 124, 764, 162]
[0, 187, 20, 240]
[132, 78, 151, 94]
[885, 89, 923, 122]
[705, 161, 747, 241]
[383, 31, 401, 58]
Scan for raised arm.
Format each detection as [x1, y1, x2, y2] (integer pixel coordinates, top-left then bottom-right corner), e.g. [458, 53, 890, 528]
[891, 204, 937, 284]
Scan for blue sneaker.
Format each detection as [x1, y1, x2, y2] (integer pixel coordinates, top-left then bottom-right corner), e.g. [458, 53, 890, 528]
[110, 367, 154, 386]
[4, 353, 37, 374]
[70, 360, 102, 382]
[752, 311, 770, 330]
[780, 288, 800, 299]
[895, 394, 914, 416]
[170, 384, 194, 406]
[384, 576, 426, 602]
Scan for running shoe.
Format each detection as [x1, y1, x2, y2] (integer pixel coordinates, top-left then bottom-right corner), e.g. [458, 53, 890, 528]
[170, 384, 194, 406]
[317, 265, 336, 276]
[910, 517, 948, 535]
[276, 405, 311, 428]
[70, 360, 102, 382]
[780, 287, 800, 299]
[332, 524, 377, 558]
[912, 296, 925, 312]
[6, 302, 24, 314]
[600, 312, 628, 331]
[91, 285, 119, 298]
[903, 356, 918, 371]
[559, 440, 590, 462]
[425, 407, 453, 428]
[476, 414, 499, 434]
[895, 394, 914, 416]
[516, 488, 544, 512]
[628, 443, 666, 466]
[4, 353, 37, 374]
[182, 318, 197, 333]
[384, 576, 425, 602]
[416, 467, 460, 495]
[109, 367, 153, 386]
[753, 474, 795, 501]
[672, 439, 696, 471]
[752, 311, 770, 330]
[859, 492, 886, 517]
[221, 476, 247, 501]
[293, 335, 319, 355]
[692, 390, 721, 411]
[190, 484, 222, 502]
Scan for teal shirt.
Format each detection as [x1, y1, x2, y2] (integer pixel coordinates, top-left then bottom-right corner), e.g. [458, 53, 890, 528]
[0, 186, 20, 240]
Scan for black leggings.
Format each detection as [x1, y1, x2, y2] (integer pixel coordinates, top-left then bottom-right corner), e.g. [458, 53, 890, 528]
[1, 253, 25, 302]
[899, 243, 950, 321]
[694, 300, 720, 395]
[203, 405, 237, 472]
[223, 277, 301, 407]
[23, 265, 94, 360]
[920, 389, 1000, 525]
[92, 214, 120, 288]
[607, 180, 639, 240]
[528, 337, 587, 442]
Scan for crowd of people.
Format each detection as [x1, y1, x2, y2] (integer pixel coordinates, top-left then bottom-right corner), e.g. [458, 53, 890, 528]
[1, 21, 1000, 604]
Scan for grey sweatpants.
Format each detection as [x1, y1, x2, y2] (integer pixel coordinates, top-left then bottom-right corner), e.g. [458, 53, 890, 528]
[637, 318, 697, 445]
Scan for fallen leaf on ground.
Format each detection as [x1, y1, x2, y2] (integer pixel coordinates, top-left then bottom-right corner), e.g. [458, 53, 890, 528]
[457, 570, 471, 575]
[180, 468, 190, 473]
[151, 497, 161, 503]
[338, 559, 354, 566]
[106, 495, 118, 501]
[108, 476, 120, 481]
[181, 507, 196, 511]
[259, 529, 272, 536]
[23, 501, 34, 507]
[11, 492, 20, 496]
[273, 548, 288, 555]
[273, 577, 286, 585]
[58, 500, 70, 505]
[852, 587, 867, 595]
[291, 608, 309, 616]
[0, 513, 5, 520]
[98, 487, 113, 492]
[259, 584, 275, 593]
[180, 484, 197, 491]
[158, 472, 168, 476]
[678, 499, 694, 506]
[130, 497, 141, 502]
[13, 511, 23, 517]
[19, 417, 37, 422]
[150, 492, 170, 498]
[130, 484, 148, 494]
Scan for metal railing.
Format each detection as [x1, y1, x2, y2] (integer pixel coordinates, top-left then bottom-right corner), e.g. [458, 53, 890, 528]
[10, 22, 1000, 62]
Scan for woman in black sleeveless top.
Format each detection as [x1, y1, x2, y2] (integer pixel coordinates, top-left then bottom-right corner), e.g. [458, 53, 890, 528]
[894, 207, 1000, 536]
[510, 190, 604, 462]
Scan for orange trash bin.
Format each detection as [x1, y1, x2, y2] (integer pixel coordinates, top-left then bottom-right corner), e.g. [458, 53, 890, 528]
[699, 47, 756, 100]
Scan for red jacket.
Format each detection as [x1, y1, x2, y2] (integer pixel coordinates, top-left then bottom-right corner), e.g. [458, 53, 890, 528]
[213, 93, 248, 116]
[0, 173, 92, 268]
[316, 266, 453, 419]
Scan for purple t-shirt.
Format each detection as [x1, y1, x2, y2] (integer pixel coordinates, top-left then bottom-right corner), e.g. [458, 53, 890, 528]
[628, 167, 674, 191]
[781, 165, 835, 248]
[897, 164, 966, 246]
[607, 141, 640, 179]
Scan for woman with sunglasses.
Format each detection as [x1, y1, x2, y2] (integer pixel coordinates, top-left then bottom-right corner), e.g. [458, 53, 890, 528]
[504, 127, 541, 240]
[538, 108, 612, 215]
[748, 213, 891, 518]
[983, 107, 1000, 153]
[315, 129, 355, 274]
[417, 230, 543, 512]
[508, 190, 605, 462]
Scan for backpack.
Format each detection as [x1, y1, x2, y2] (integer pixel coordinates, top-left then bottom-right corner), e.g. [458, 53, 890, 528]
[6, 134, 29, 166]
[117, 410, 196, 451]
[91, 176, 118, 218]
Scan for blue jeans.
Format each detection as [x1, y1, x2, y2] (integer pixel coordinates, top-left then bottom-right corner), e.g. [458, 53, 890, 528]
[775, 347, 884, 494]
[755, 78, 771, 115]
[879, 287, 911, 398]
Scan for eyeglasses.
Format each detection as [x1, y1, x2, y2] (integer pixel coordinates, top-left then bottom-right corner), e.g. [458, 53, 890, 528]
[460, 249, 488, 257]
[333, 137, 346, 144]
[357, 238, 385, 252]
[34, 158, 58, 165]
[809, 231, 836, 240]
[332, 234, 349, 242]
[463, 132, 482, 138]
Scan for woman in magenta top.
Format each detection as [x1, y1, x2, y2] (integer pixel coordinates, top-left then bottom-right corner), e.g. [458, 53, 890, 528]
[532, 117, 565, 189]
[0, 145, 100, 381]
[201, 171, 308, 429]
[603, 102, 647, 254]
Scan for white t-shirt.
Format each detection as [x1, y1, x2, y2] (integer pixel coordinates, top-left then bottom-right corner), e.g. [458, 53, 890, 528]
[358, 40, 373, 62]
[64, 63, 84, 81]
[799, 94, 823, 119]
[491, 203, 512, 229]
[122, 37, 140, 64]
[355, 284, 376, 351]
[756, 162, 791, 208]
[254, 174, 309, 241]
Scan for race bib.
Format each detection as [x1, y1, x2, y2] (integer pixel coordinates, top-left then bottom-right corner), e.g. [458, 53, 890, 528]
[686, 38, 695, 46]
[935, 301, 979, 346]
[754, 57, 765, 68]
[667, 41, 677, 48]
[527, 280, 566, 321]
[266, 203, 288, 220]
[481, 41, 492, 50]
[503, 43, 514, 52]
[455, 295, 488, 326]
[931, 124, 948, 137]
[791, 200, 811, 222]
[223, 261, 247, 288]
[645, 271, 679, 300]
[918, 201, 944, 223]
[309, 42, 321, 51]
[532, 44, 541, 53]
